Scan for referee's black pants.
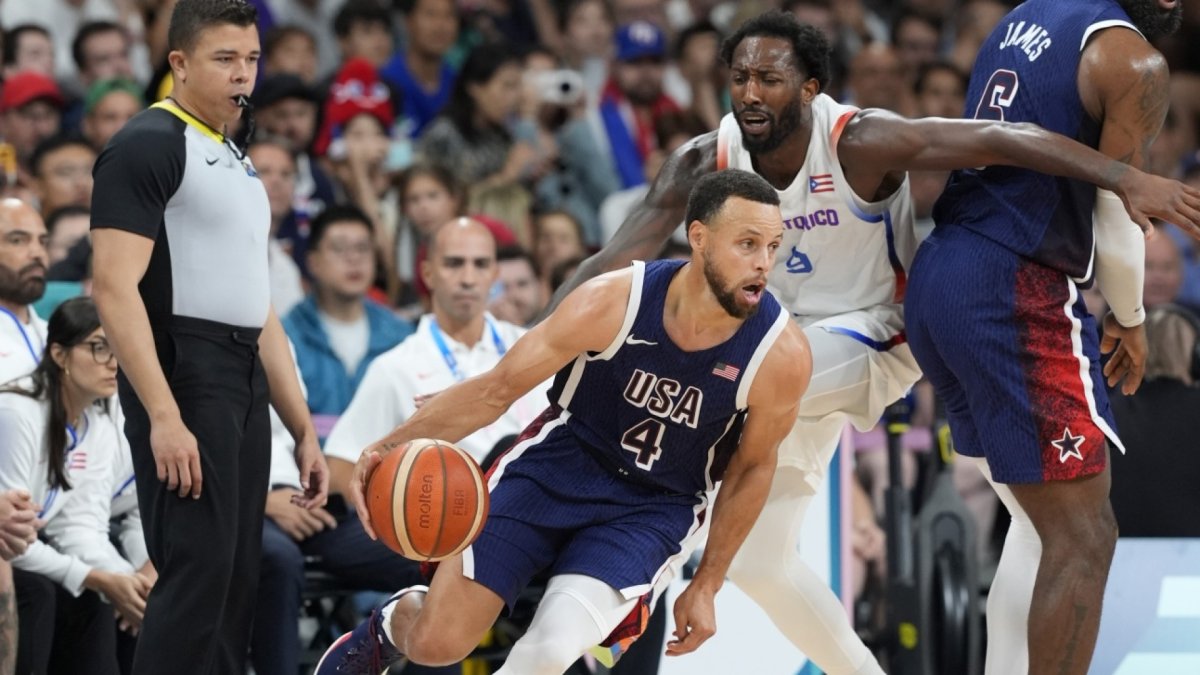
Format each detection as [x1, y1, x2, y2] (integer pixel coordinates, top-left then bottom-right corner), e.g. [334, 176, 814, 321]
[119, 316, 270, 675]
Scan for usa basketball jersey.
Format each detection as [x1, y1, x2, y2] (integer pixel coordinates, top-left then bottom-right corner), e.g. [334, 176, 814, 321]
[934, 0, 1139, 279]
[548, 259, 789, 496]
[716, 95, 917, 329]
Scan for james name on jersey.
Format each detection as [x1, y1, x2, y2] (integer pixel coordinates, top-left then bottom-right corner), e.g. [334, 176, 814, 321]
[998, 20, 1053, 62]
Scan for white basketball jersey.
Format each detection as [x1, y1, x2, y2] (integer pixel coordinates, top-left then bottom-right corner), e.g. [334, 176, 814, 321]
[717, 94, 918, 339]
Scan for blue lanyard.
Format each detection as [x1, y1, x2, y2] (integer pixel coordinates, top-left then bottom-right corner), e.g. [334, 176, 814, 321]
[428, 318, 507, 382]
[0, 306, 41, 366]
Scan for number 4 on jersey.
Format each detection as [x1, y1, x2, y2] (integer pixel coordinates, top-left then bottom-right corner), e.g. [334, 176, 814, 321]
[621, 418, 665, 469]
[974, 69, 1019, 121]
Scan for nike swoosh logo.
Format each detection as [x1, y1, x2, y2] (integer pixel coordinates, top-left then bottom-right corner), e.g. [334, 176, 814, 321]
[625, 335, 657, 346]
[205, 157, 219, 165]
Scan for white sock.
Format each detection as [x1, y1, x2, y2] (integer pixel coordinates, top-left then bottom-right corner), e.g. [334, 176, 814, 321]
[969, 456, 1040, 675]
[378, 585, 429, 648]
[728, 466, 883, 675]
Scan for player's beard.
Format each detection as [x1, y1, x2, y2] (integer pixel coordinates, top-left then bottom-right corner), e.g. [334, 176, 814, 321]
[1118, 0, 1183, 40]
[738, 95, 803, 155]
[0, 263, 46, 306]
[702, 252, 759, 320]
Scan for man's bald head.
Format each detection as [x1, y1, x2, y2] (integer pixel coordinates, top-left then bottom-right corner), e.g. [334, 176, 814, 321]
[424, 217, 500, 326]
[429, 217, 497, 259]
[0, 198, 49, 310]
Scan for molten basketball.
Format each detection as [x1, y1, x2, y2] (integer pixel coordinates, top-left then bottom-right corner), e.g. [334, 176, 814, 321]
[366, 438, 489, 561]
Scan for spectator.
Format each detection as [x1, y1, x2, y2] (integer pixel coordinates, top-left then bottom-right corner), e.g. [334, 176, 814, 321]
[419, 44, 543, 231]
[592, 21, 682, 189]
[253, 72, 337, 270]
[490, 244, 544, 327]
[673, 20, 728, 132]
[247, 138, 306, 317]
[520, 46, 620, 245]
[531, 209, 587, 290]
[845, 42, 913, 116]
[1175, 165, 1200, 311]
[0, 71, 65, 178]
[44, 206, 91, 267]
[0, 1, 152, 83]
[331, 0, 394, 72]
[262, 24, 319, 84]
[914, 60, 968, 119]
[0, 297, 141, 675]
[30, 135, 96, 218]
[396, 162, 466, 307]
[947, 0, 1009, 75]
[612, 0, 670, 33]
[265, 0, 343, 78]
[322, 217, 550, 493]
[891, 10, 942, 87]
[380, 0, 460, 138]
[1145, 228, 1185, 309]
[1, 25, 54, 79]
[0, 198, 49, 385]
[71, 21, 135, 89]
[81, 78, 144, 151]
[1109, 304, 1200, 537]
[283, 204, 413, 440]
[557, 0, 615, 99]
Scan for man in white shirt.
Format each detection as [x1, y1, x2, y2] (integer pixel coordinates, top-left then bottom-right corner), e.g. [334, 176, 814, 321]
[0, 198, 49, 385]
[325, 218, 551, 495]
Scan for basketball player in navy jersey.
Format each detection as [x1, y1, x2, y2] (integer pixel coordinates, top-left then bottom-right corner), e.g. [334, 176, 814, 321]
[906, 1, 1192, 674]
[549, 10, 1200, 675]
[316, 169, 813, 675]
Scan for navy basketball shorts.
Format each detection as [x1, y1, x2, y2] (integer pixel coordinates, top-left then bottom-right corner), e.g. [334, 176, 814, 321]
[462, 411, 705, 612]
[904, 227, 1122, 484]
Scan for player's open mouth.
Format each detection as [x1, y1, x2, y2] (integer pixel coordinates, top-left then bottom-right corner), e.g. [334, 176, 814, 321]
[739, 112, 771, 133]
[1159, 0, 1177, 9]
[741, 283, 764, 303]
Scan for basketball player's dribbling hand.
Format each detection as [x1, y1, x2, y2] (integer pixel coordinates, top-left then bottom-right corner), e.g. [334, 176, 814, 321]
[149, 414, 202, 499]
[351, 448, 385, 540]
[1101, 312, 1148, 395]
[666, 583, 717, 656]
[1116, 170, 1200, 239]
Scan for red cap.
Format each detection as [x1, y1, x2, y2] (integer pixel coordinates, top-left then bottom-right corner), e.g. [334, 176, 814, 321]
[314, 58, 395, 157]
[1, 71, 64, 112]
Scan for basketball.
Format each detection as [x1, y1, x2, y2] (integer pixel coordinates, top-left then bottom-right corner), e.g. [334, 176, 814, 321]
[366, 438, 490, 561]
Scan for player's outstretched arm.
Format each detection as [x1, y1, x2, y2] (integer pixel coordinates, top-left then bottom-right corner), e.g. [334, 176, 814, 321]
[837, 106, 1200, 237]
[350, 270, 632, 537]
[667, 322, 812, 657]
[540, 132, 718, 319]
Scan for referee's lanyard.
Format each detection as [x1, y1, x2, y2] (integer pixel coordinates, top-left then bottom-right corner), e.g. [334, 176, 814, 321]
[37, 414, 89, 520]
[0, 305, 42, 368]
[429, 318, 507, 382]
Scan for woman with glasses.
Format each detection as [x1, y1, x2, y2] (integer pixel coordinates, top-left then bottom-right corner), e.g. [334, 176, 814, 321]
[0, 296, 142, 675]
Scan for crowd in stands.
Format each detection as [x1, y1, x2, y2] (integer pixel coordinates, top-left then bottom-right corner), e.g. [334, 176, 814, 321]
[1, 0, 1199, 672]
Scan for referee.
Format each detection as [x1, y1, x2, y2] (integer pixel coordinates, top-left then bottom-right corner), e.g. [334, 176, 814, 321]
[90, 1, 328, 674]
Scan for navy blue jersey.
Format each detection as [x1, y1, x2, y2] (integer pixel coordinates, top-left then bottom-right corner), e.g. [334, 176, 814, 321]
[932, 0, 1138, 278]
[547, 259, 789, 496]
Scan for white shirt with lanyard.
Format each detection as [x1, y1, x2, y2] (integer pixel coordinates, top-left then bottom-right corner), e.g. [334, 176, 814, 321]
[0, 305, 46, 385]
[323, 314, 552, 465]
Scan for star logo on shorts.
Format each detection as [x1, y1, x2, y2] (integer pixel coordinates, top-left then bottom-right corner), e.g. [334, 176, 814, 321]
[1051, 427, 1086, 463]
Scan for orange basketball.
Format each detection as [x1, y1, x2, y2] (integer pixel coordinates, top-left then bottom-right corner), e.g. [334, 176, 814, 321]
[366, 438, 490, 561]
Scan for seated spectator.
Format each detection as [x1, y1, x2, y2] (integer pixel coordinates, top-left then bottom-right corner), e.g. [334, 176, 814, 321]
[0, 297, 142, 675]
[251, 387, 459, 675]
[913, 60, 967, 119]
[1145, 228, 1185, 309]
[891, 10, 942, 89]
[557, 0, 615, 100]
[490, 245, 544, 327]
[1109, 304, 1200, 536]
[315, 59, 401, 287]
[380, 0, 459, 138]
[532, 209, 588, 292]
[61, 21, 137, 135]
[283, 204, 413, 440]
[31, 135, 96, 217]
[81, 78, 144, 152]
[0, 199, 49, 385]
[672, 20, 728, 132]
[590, 22, 682, 189]
[45, 205, 91, 267]
[1, 25, 54, 79]
[247, 137, 306, 317]
[845, 42, 913, 116]
[324, 218, 551, 495]
[331, 0, 395, 73]
[262, 24, 319, 85]
[0, 71, 65, 180]
[396, 163, 467, 308]
[418, 44, 538, 205]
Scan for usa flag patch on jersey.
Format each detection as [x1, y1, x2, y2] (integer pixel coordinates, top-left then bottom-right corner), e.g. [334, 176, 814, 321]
[712, 361, 740, 381]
